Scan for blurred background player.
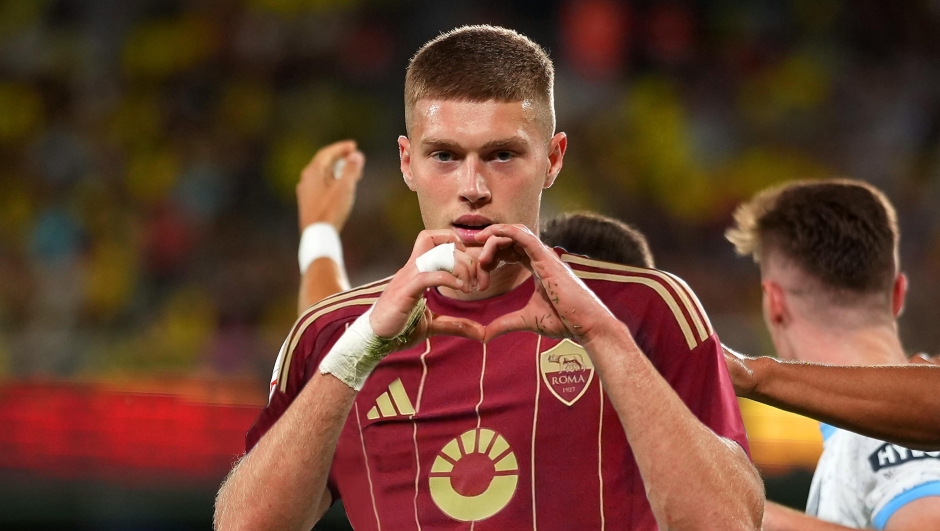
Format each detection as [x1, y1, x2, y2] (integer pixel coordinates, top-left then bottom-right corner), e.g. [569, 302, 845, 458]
[726, 179, 940, 530]
[540, 211, 654, 268]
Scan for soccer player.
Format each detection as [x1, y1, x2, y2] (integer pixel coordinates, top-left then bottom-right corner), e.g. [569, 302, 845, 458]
[540, 211, 655, 268]
[726, 179, 940, 530]
[215, 26, 763, 531]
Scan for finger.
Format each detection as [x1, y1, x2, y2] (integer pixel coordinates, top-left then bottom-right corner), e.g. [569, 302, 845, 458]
[340, 151, 365, 182]
[449, 260, 472, 293]
[411, 230, 466, 258]
[476, 237, 517, 291]
[428, 315, 485, 342]
[453, 251, 477, 288]
[478, 236, 515, 268]
[475, 223, 541, 250]
[410, 271, 466, 293]
[313, 140, 357, 169]
[483, 310, 530, 343]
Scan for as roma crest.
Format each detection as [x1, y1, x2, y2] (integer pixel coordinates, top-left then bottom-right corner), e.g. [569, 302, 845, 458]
[540, 339, 595, 406]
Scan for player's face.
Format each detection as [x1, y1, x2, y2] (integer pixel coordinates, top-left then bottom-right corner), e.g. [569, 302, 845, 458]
[399, 99, 566, 253]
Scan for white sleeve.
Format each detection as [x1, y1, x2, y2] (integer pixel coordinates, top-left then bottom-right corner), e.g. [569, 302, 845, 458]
[865, 442, 940, 529]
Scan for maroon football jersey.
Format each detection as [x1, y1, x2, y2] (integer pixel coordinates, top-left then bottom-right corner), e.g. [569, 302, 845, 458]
[248, 253, 749, 530]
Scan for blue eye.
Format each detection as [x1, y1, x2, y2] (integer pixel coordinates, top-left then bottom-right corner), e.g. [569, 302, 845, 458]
[432, 151, 454, 162]
[494, 151, 514, 161]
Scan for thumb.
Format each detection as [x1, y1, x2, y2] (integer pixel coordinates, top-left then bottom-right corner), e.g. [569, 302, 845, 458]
[427, 314, 485, 342]
[483, 310, 530, 343]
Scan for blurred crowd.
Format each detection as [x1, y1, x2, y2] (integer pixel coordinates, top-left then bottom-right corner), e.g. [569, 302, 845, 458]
[1, 0, 940, 382]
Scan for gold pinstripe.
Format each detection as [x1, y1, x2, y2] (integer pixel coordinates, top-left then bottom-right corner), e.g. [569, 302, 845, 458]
[279, 296, 380, 392]
[561, 254, 710, 342]
[572, 270, 698, 349]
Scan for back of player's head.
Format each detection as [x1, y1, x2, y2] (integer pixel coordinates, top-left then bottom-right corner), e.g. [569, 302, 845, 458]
[405, 25, 555, 137]
[726, 179, 899, 306]
[541, 212, 655, 269]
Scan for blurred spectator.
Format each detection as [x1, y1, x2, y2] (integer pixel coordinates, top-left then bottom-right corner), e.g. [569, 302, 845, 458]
[0, 0, 939, 385]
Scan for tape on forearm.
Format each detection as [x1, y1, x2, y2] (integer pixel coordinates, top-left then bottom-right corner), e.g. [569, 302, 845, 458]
[319, 299, 427, 390]
[298, 223, 344, 274]
[415, 242, 455, 273]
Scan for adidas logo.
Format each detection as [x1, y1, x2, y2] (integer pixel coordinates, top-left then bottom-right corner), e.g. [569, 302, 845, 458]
[367, 378, 416, 420]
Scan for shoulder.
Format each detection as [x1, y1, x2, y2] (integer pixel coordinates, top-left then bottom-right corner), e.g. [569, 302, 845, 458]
[560, 252, 714, 350]
[271, 276, 393, 395]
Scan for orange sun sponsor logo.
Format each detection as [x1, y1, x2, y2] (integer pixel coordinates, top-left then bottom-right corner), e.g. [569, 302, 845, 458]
[428, 428, 518, 522]
[540, 339, 595, 406]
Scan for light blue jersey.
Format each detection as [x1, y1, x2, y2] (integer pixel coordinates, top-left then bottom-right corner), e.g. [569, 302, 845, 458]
[807, 424, 940, 529]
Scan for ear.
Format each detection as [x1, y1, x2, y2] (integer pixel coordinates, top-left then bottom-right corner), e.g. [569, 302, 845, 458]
[543, 132, 567, 189]
[892, 273, 908, 318]
[761, 280, 790, 329]
[398, 135, 417, 192]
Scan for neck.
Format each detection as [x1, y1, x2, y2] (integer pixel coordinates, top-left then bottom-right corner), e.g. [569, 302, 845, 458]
[783, 319, 907, 366]
[438, 263, 531, 301]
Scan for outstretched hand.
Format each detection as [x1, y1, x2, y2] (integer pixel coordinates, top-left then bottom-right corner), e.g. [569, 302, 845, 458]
[474, 224, 616, 343]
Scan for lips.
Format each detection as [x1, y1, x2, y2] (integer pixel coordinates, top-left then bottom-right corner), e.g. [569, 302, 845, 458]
[452, 215, 494, 243]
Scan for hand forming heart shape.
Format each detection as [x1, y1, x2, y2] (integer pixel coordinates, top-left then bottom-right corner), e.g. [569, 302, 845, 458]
[368, 224, 618, 356]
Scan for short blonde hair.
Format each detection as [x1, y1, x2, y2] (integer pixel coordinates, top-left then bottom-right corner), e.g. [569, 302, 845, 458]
[726, 179, 899, 294]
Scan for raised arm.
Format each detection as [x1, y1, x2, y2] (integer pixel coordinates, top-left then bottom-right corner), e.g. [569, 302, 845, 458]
[476, 224, 764, 531]
[214, 230, 485, 531]
[295, 140, 365, 313]
[725, 348, 940, 450]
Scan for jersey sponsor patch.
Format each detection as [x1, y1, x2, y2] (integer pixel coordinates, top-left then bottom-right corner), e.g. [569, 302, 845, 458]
[540, 339, 595, 406]
[429, 428, 519, 522]
[869, 443, 940, 472]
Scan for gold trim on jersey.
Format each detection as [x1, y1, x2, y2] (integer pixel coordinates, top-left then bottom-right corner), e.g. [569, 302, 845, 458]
[571, 270, 699, 350]
[530, 335, 542, 531]
[277, 278, 390, 393]
[355, 402, 383, 531]
[561, 254, 713, 342]
[411, 339, 431, 531]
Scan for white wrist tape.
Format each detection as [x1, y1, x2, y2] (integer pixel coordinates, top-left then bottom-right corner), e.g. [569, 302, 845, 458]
[299, 223, 344, 274]
[415, 242, 455, 273]
[319, 299, 427, 390]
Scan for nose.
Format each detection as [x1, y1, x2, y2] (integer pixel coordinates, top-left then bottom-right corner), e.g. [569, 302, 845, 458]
[458, 158, 491, 206]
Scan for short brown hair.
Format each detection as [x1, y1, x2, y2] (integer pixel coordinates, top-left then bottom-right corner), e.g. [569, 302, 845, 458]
[404, 25, 555, 137]
[542, 212, 655, 268]
[726, 179, 899, 295]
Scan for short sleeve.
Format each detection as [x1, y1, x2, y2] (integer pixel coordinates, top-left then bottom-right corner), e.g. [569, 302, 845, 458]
[564, 253, 751, 456]
[865, 444, 940, 529]
[245, 316, 351, 451]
